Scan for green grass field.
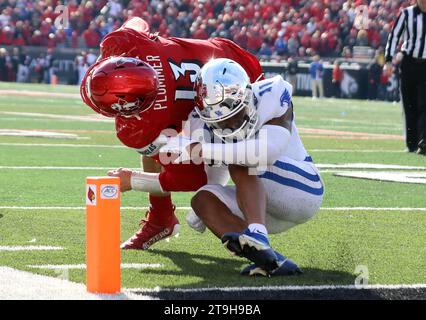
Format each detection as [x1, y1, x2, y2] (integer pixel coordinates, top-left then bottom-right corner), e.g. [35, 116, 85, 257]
[0, 82, 425, 293]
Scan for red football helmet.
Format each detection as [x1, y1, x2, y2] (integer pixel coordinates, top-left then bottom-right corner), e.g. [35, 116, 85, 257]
[80, 56, 159, 117]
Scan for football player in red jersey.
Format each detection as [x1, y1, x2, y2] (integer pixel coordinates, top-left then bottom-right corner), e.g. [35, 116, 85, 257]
[80, 17, 263, 250]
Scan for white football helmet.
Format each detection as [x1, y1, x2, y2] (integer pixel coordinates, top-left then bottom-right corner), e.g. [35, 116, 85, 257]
[194, 58, 258, 141]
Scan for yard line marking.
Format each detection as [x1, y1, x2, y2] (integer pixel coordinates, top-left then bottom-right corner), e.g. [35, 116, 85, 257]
[0, 90, 80, 99]
[319, 169, 426, 174]
[333, 171, 426, 184]
[297, 117, 402, 127]
[299, 127, 403, 139]
[28, 263, 163, 270]
[310, 149, 405, 153]
[317, 163, 426, 170]
[126, 283, 426, 293]
[0, 166, 113, 170]
[0, 206, 192, 210]
[0, 246, 64, 251]
[0, 143, 125, 149]
[1, 206, 425, 211]
[0, 112, 113, 123]
[0, 128, 112, 135]
[300, 134, 404, 141]
[0, 144, 404, 152]
[0, 129, 85, 140]
[321, 207, 426, 211]
[2, 164, 426, 171]
[0, 206, 86, 210]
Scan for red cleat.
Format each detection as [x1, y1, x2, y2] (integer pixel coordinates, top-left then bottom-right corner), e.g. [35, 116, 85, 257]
[121, 207, 180, 250]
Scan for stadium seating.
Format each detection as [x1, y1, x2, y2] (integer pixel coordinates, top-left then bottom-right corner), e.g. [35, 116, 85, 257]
[0, 0, 412, 58]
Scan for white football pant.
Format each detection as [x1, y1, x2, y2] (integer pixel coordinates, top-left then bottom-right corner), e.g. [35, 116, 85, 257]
[194, 156, 324, 234]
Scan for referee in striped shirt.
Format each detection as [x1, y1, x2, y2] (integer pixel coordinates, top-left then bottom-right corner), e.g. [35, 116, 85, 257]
[385, 0, 426, 155]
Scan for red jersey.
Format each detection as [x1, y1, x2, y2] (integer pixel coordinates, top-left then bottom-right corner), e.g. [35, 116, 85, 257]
[99, 17, 263, 150]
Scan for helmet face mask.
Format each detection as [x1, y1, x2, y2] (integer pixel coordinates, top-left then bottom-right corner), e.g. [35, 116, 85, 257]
[81, 56, 159, 118]
[111, 97, 144, 115]
[206, 93, 258, 140]
[194, 58, 258, 141]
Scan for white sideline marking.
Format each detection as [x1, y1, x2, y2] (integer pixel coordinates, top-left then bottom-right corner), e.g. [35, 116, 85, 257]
[1, 206, 425, 211]
[0, 143, 125, 149]
[126, 283, 426, 293]
[28, 263, 163, 270]
[0, 267, 150, 300]
[0, 246, 63, 251]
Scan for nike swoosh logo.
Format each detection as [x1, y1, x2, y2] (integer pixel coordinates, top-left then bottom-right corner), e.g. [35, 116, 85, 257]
[253, 229, 267, 236]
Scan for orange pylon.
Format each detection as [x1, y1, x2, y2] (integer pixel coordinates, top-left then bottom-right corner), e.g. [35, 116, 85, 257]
[86, 176, 121, 294]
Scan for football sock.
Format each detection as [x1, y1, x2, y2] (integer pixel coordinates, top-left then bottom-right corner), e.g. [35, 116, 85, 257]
[248, 223, 269, 239]
[148, 194, 175, 224]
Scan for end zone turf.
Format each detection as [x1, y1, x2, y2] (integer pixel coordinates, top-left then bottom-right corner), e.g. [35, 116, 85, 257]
[1, 83, 425, 299]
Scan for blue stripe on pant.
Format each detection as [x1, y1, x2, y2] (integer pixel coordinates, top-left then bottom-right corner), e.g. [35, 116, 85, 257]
[273, 160, 320, 182]
[259, 171, 324, 196]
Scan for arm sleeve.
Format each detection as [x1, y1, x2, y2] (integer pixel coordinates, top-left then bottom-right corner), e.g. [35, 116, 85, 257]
[201, 125, 291, 167]
[205, 165, 230, 186]
[130, 160, 208, 193]
[385, 10, 406, 62]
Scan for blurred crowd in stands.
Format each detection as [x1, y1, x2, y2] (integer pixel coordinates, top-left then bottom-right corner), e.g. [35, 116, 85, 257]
[0, 46, 97, 84]
[0, 0, 412, 101]
[0, 0, 414, 59]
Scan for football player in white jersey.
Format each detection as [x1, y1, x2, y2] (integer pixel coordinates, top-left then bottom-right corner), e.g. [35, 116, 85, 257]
[160, 58, 324, 276]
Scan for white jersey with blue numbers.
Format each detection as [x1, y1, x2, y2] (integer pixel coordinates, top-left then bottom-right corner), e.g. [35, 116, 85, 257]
[252, 75, 309, 162]
[187, 75, 323, 234]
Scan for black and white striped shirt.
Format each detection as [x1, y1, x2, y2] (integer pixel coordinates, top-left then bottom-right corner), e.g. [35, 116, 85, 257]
[385, 5, 426, 62]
